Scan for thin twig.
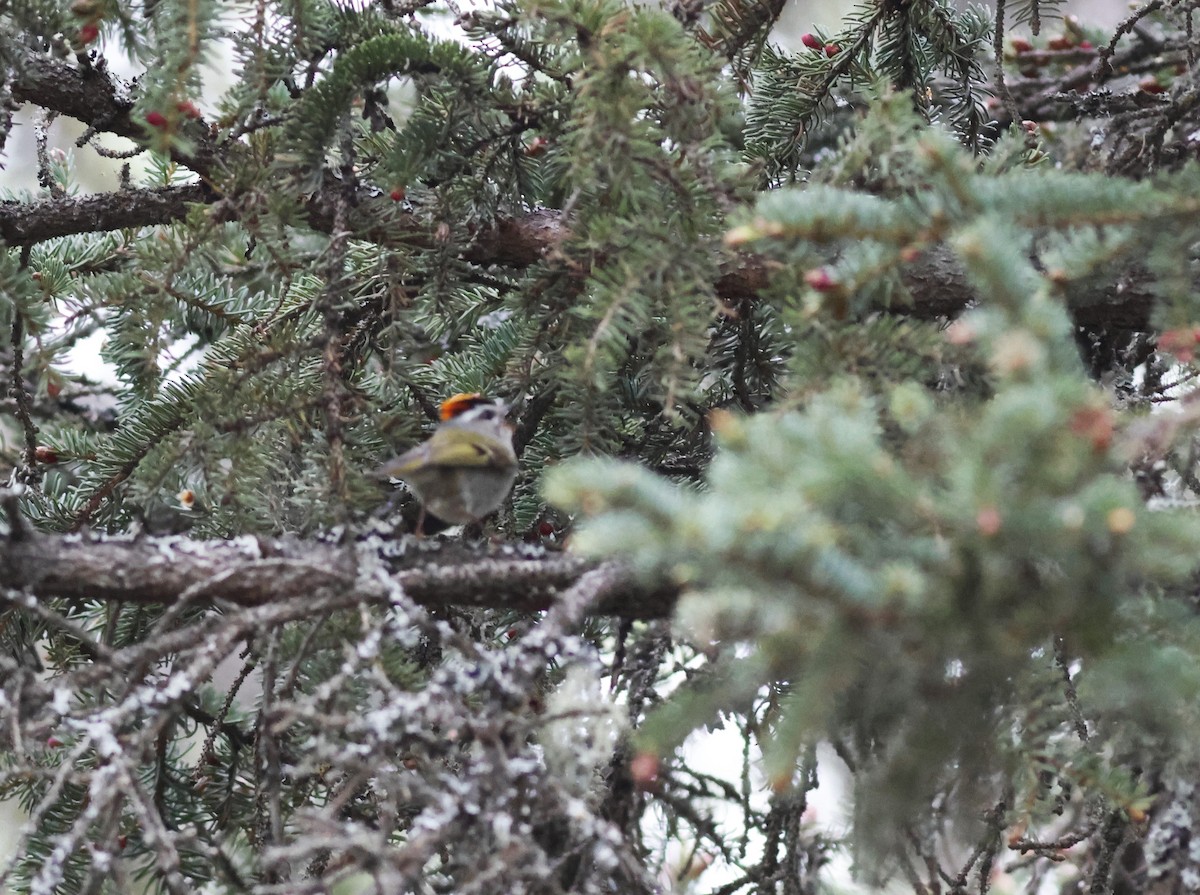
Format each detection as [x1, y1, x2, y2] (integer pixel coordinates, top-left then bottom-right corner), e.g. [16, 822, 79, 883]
[9, 304, 40, 483]
[1054, 636, 1089, 743]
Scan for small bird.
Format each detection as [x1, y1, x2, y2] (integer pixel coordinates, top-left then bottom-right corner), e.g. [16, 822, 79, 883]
[377, 393, 518, 530]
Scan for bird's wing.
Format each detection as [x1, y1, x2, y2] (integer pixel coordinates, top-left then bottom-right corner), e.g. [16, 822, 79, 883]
[375, 442, 431, 478]
[377, 429, 514, 477]
[422, 428, 516, 467]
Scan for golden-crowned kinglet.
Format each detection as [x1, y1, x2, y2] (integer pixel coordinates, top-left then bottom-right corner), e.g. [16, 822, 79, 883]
[377, 393, 518, 527]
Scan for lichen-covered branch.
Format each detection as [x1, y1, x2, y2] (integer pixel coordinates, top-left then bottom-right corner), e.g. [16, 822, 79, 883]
[0, 526, 675, 618]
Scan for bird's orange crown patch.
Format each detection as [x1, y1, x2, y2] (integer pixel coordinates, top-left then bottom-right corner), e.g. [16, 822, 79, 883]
[439, 393, 489, 421]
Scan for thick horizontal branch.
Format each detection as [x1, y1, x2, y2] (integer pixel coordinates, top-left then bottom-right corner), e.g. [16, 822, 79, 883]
[459, 217, 1156, 329]
[0, 183, 1158, 330]
[0, 529, 678, 619]
[0, 184, 213, 245]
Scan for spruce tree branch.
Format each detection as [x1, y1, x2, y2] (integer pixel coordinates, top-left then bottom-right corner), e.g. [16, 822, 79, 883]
[1096, 0, 1166, 79]
[9, 53, 142, 144]
[0, 531, 678, 619]
[0, 188, 1160, 330]
[9, 50, 220, 177]
[0, 183, 214, 246]
[992, 0, 1027, 143]
[9, 308, 39, 482]
[467, 219, 1159, 331]
[399, 212, 1158, 329]
[697, 0, 787, 62]
[70, 436, 168, 532]
[1, 48, 1163, 330]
